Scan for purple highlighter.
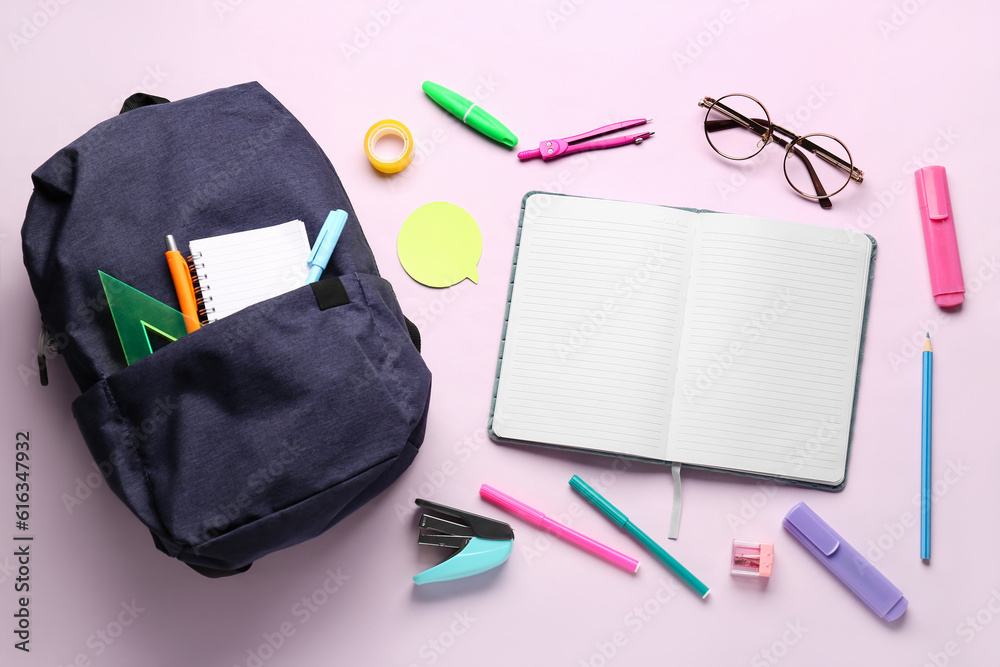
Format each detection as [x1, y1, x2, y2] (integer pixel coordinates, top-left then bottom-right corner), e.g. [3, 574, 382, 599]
[783, 502, 908, 622]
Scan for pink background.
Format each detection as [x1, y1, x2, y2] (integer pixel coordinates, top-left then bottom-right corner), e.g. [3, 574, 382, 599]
[2, 1, 1000, 666]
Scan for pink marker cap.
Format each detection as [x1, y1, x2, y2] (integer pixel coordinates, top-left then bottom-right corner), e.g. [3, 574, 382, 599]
[915, 166, 964, 307]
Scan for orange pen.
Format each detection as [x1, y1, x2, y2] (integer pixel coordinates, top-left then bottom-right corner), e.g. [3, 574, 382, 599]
[165, 235, 201, 332]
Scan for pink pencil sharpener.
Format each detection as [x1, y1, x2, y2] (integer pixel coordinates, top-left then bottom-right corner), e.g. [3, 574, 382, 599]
[731, 540, 774, 578]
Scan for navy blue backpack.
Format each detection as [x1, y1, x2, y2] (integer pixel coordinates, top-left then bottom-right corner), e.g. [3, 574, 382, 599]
[21, 82, 432, 576]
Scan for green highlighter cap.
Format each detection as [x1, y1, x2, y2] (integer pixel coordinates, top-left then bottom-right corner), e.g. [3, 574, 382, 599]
[422, 80, 517, 148]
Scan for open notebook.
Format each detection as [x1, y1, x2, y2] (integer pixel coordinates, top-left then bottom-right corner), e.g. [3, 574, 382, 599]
[489, 192, 875, 488]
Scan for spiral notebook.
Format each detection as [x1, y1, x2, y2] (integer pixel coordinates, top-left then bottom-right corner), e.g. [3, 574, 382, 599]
[190, 219, 311, 322]
[489, 192, 876, 489]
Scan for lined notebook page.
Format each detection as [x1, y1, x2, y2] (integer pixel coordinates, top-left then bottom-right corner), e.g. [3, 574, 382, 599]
[190, 220, 311, 322]
[666, 215, 871, 484]
[492, 195, 696, 459]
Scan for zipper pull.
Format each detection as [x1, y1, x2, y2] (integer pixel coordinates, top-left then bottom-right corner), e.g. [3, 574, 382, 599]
[37, 322, 56, 387]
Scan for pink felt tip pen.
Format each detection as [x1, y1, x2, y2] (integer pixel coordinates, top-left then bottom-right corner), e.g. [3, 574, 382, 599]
[915, 166, 964, 308]
[479, 484, 640, 573]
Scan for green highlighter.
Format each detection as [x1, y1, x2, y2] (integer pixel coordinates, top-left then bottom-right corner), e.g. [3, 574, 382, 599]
[422, 81, 518, 147]
[569, 475, 711, 598]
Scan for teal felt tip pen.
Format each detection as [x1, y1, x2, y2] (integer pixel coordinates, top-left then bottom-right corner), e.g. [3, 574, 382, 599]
[422, 81, 518, 147]
[569, 475, 711, 598]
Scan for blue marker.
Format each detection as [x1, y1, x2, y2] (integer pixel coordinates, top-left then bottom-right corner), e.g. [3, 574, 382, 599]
[307, 209, 348, 283]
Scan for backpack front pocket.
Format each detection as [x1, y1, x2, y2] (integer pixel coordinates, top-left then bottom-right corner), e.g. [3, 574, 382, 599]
[72, 272, 430, 556]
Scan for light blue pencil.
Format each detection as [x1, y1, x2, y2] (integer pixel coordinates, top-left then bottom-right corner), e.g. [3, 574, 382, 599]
[921, 333, 932, 561]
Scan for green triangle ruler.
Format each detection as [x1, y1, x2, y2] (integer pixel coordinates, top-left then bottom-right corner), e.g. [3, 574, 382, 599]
[99, 271, 193, 365]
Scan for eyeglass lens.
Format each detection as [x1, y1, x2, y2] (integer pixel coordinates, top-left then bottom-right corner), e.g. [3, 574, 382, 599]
[703, 94, 770, 160]
[783, 134, 853, 199]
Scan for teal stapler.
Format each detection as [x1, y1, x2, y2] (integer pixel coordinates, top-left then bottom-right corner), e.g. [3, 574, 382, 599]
[413, 499, 514, 585]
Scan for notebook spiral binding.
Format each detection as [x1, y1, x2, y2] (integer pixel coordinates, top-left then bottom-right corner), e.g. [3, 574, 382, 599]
[187, 252, 216, 323]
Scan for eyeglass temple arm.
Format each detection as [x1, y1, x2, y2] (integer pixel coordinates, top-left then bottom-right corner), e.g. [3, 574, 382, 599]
[787, 146, 833, 210]
[705, 119, 833, 209]
[773, 125, 864, 183]
[701, 99, 771, 140]
[702, 101, 864, 184]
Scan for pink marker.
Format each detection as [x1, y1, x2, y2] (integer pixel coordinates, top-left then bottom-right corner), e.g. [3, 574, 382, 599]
[479, 484, 640, 573]
[915, 165, 964, 308]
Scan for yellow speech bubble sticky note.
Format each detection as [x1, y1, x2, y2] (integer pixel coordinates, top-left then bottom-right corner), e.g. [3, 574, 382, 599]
[397, 202, 482, 288]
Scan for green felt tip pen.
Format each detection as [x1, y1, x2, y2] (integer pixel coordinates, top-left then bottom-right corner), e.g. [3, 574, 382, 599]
[569, 475, 710, 598]
[422, 80, 518, 147]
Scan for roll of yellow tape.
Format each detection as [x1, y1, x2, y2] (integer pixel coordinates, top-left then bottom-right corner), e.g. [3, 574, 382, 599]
[364, 119, 414, 173]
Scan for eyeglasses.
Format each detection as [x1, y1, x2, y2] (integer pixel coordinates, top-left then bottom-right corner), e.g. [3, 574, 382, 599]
[698, 94, 863, 209]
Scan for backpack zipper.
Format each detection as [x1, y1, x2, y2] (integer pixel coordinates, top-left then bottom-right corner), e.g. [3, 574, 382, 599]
[37, 321, 58, 387]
